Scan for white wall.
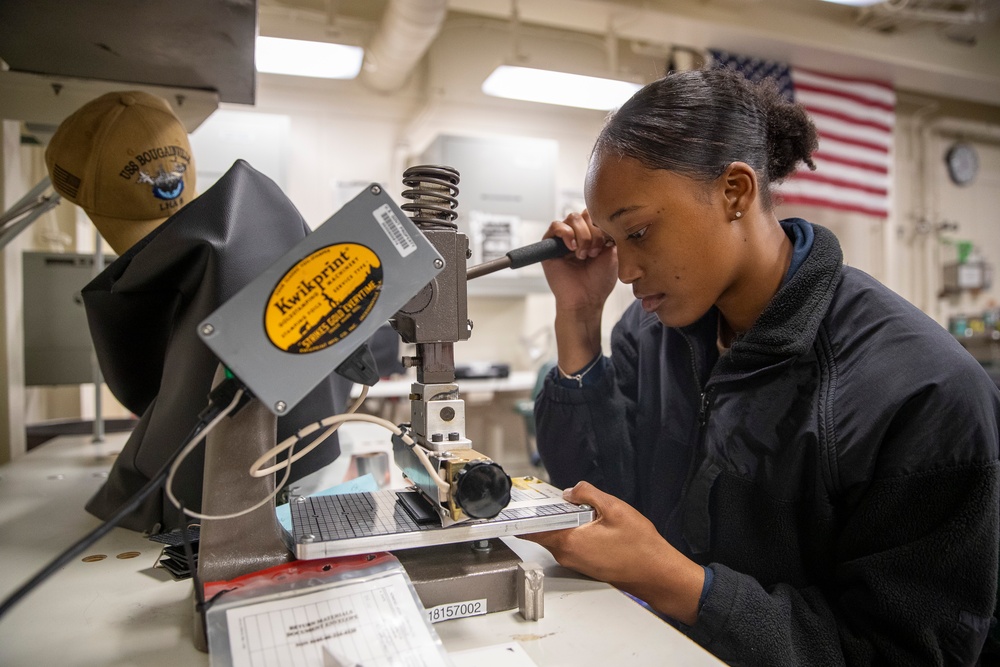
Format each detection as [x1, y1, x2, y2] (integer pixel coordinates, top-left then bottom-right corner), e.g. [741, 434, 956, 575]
[1, 120, 27, 461]
[198, 18, 635, 373]
[10, 12, 1000, 429]
[891, 106, 1000, 326]
[231, 16, 1000, 372]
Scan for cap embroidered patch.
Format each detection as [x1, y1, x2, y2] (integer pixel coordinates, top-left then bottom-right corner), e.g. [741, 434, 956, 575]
[44, 90, 198, 253]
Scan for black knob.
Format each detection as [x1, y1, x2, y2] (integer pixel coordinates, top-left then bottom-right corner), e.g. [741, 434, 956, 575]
[454, 461, 512, 519]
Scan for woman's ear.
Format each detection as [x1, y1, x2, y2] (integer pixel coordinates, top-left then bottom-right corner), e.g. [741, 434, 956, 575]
[721, 162, 758, 221]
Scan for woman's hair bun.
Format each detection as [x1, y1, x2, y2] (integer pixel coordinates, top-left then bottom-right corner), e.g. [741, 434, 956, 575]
[759, 86, 818, 182]
[595, 68, 819, 210]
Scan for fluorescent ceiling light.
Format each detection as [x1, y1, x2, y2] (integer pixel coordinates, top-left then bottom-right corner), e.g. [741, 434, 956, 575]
[255, 36, 363, 79]
[482, 65, 643, 111]
[818, 0, 884, 6]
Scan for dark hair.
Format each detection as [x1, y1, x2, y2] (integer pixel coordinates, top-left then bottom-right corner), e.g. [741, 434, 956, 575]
[594, 68, 818, 210]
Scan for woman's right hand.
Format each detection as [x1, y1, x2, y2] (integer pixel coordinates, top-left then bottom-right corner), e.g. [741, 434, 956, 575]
[542, 211, 619, 373]
[542, 210, 618, 314]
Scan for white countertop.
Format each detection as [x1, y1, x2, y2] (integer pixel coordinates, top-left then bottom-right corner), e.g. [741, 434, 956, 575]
[0, 433, 723, 667]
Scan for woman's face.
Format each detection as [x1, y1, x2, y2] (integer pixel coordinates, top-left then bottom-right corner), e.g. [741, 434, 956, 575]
[584, 152, 746, 328]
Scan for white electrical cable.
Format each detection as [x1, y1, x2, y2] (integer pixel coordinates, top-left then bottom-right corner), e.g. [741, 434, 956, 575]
[171, 386, 370, 522]
[166, 386, 297, 522]
[174, 457, 294, 522]
[249, 385, 370, 478]
[168, 383, 451, 523]
[164, 388, 263, 519]
[249, 402, 451, 493]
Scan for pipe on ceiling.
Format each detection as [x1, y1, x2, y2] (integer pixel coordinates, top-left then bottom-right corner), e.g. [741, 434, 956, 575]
[874, 0, 997, 25]
[360, 0, 448, 93]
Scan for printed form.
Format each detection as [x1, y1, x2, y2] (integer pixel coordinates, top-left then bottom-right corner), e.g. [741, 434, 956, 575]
[224, 571, 451, 667]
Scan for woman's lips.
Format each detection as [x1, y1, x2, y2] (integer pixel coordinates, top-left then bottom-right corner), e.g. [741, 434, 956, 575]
[639, 294, 665, 312]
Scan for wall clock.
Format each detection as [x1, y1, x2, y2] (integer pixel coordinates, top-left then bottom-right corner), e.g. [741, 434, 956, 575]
[945, 142, 979, 186]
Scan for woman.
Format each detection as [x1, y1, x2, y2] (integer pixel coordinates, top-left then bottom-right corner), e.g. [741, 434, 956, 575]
[525, 69, 1000, 664]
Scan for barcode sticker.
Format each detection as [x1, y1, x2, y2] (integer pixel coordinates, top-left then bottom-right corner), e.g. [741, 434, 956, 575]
[373, 203, 417, 257]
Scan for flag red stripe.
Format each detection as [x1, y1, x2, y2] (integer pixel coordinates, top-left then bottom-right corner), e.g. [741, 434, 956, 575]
[789, 171, 887, 196]
[777, 193, 888, 218]
[802, 106, 893, 134]
[793, 82, 895, 113]
[813, 151, 889, 175]
[818, 130, 889, 154]
[794, 66, 895, 92]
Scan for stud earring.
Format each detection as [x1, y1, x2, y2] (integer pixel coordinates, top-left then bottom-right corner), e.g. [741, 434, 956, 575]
[734, 211, 742, 219]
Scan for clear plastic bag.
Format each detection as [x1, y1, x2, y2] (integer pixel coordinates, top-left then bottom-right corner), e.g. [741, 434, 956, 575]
[204, 552, 453, 667]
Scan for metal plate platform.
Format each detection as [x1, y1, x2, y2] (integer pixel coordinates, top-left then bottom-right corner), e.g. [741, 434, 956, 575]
[291, 478, 593, 560]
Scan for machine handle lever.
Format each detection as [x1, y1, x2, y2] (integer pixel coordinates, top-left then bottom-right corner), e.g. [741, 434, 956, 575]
[507, 237, 571, 268]
[467, 237, 571, 280]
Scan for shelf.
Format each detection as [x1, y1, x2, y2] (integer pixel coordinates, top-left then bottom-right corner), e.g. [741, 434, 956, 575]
[957, 333, 1000, 365]
[466, 274, 551, 297]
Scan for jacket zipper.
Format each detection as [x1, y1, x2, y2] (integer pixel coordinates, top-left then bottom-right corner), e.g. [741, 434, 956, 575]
[698, 390, 712, 425]
[679, 330, 722, 553]
[663, 331, 713, 540]
[683, 330, 704, 398]
[680, 328, 714, 424]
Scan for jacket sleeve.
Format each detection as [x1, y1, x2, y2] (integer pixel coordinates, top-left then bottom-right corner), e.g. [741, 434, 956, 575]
[534, 314, 640, 502]
[684, 376, 1000, 666]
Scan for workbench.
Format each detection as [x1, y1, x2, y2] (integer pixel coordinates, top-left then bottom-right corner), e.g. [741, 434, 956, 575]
[0, 432, 724, 666]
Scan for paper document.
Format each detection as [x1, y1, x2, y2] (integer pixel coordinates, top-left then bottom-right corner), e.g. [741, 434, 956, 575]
[224, 570, 451, 667]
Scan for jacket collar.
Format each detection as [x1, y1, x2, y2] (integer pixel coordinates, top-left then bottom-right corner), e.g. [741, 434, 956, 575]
[722, 221, 843, 371]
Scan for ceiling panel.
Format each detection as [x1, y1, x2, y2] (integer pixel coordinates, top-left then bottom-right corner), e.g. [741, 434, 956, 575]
[0, 0, 258, 105]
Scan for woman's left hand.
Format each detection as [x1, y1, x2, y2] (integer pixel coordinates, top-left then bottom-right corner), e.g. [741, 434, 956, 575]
[520, 481, 705, 625]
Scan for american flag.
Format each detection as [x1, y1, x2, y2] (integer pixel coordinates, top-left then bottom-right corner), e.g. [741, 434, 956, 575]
[709, 49, 895, 218]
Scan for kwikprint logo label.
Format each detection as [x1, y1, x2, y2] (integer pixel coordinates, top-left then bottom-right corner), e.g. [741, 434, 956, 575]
[265, 244, 383, 354]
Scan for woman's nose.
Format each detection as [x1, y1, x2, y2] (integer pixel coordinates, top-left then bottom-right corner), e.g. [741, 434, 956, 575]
[617, 252, 641, 285]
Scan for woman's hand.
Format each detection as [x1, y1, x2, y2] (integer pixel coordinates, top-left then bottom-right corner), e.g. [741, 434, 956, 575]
[542, 211, 619, 372]
[521, 481, 705, 626]
[542, 211, 618, 314]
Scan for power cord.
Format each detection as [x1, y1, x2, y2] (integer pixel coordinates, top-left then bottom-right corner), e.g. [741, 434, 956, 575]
[249, 406, 451, 493]
[162, 383, 373, 521]
[0, 377, 247, 622]
[161, 384, 292, 521]
[249, 385, 371, 477]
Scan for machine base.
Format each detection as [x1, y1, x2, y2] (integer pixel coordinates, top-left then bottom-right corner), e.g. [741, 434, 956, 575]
[393, 539, 521, 617]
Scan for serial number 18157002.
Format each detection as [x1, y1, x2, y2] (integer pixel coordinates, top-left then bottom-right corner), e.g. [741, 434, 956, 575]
[425, 599, 487, 623]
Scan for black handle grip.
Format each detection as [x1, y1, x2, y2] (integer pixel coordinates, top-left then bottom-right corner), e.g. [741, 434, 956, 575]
[506, 237, 571, 269]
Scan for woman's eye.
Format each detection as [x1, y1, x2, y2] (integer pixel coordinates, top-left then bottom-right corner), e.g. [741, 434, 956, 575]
[626, 226, 648, 241]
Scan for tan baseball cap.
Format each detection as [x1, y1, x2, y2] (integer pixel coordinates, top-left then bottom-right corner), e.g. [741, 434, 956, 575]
[44, 90, 198, 254]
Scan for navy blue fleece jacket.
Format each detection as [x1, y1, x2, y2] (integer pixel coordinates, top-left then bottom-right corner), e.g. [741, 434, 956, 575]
[536, 221, 1000, 665]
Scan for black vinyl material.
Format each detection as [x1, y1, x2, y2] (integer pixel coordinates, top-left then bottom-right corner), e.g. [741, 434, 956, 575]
[81, 160, 350, 533]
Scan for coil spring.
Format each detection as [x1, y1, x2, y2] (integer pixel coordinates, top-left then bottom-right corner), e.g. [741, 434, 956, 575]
[401, 165, 460, 230]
